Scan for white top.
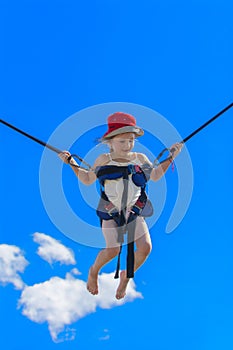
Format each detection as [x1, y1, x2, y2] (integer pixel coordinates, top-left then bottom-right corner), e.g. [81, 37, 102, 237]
[104, 153, 143, 211]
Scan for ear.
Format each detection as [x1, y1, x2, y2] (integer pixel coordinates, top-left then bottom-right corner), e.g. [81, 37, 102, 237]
[106, 139, 113, 152]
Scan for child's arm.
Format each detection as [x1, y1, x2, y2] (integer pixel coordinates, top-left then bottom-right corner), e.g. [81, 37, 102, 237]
[151, 142, 183, 181]
[138, 142, 183, 182]
[59, 152, 108, 185]
[58, 151, 94, 184]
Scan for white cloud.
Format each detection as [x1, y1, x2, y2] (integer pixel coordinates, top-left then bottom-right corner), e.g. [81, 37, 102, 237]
[99, 335, 110, 341]
[18, 270, 142, 342]
[33, 232, 76, 266]
[0, 244, 29, 290]
[99, 329, 110, 341]
[0, 236, 142, 342]
[69, 268, 81, 276]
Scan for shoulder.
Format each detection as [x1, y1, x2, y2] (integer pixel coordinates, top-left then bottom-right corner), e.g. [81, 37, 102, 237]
[135, 153, 153, 166]
[93, 153, 110, 168]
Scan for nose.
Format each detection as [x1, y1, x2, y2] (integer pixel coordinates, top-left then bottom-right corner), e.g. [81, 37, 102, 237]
[124, 141, 131, 149]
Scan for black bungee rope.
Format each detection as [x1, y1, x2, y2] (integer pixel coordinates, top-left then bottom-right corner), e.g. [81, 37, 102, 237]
[1, 103, 232, 167]
[153, 102, 233, 166]
[0, 119, 92, 170]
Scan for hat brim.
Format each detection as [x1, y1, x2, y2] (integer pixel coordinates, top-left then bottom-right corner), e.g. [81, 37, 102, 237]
[102, 126, 144, 140]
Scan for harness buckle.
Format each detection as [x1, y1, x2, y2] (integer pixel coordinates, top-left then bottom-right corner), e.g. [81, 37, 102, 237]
[134, 165, 142, 173]
[131, 199, 145, 215]
[104, 202, 118, 216]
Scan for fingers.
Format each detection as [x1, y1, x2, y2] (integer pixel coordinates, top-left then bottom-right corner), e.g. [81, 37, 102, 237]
[170, 142, 183, 158]
[58, 151, 71, 164]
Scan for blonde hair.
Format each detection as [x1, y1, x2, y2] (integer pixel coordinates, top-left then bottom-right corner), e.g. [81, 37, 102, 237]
[100, 132, 137, 153]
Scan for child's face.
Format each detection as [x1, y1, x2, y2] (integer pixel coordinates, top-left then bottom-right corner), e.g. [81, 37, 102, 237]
[110, 132, 135, 155]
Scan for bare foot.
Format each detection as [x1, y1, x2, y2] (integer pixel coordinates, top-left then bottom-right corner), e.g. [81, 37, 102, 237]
[87, 266, 98, 295]
[115, 270, 129, 300]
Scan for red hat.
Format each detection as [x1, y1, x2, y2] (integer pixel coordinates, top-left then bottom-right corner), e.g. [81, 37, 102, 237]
[102, 112, 144, 140]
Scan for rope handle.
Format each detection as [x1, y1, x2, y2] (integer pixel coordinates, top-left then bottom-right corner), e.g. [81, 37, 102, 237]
[67, 154, 93, 171]
[153, 147, 174, 167]
[153, 142, 184, 169]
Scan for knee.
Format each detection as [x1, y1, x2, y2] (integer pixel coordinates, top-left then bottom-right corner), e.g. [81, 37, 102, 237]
[138, 241, 152, 257]
[106, 246, 120, 258]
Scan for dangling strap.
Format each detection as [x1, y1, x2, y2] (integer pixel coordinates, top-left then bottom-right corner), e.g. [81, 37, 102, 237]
[114, 168, 129, 279]
[114, 244, 122, 279]
[114, 213, 137, 278]
[113, 220, 126, 279]
[126, 214, 137, 278]
[114, 213, 137, 279]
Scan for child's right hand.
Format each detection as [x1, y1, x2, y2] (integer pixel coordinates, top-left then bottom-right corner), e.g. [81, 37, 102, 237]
[58, 151, 71, 164]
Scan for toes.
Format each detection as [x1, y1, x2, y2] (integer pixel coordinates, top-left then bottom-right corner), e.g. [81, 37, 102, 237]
[87, 287, 98, 295]
[87, 267, 98, 295]
[115, 271, 129, 299]
[87, 284, 98, 295]
[116, 292, 126, 300]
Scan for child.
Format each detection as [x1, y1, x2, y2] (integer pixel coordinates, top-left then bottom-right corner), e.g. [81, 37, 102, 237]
[59, 112, 183, 299]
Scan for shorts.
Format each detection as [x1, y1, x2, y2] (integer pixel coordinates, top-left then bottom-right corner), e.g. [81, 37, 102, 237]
[102, 215, 150, 248]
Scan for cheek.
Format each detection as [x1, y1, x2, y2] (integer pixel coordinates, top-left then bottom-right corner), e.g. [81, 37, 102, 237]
[110, 142, 118, 150]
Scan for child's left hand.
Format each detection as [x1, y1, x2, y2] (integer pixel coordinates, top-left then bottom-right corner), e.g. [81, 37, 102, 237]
[170, 142, 183, 158]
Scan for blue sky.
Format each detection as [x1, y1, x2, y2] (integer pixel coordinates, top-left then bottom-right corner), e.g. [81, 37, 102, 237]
[0, 0, 233, 349]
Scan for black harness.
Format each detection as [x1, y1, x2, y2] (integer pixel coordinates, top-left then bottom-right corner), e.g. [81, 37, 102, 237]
[95, 164, 153, 278]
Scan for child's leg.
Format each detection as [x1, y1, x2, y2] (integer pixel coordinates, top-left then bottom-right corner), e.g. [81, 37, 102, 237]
[87, 247, 120, 295]
[134, 230, 152, 270]
[87, 219, 120, 295]
[116, 218, 152, 299]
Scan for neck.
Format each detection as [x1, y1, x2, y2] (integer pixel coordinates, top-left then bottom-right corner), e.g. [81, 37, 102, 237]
[110, 152, 135, 162]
